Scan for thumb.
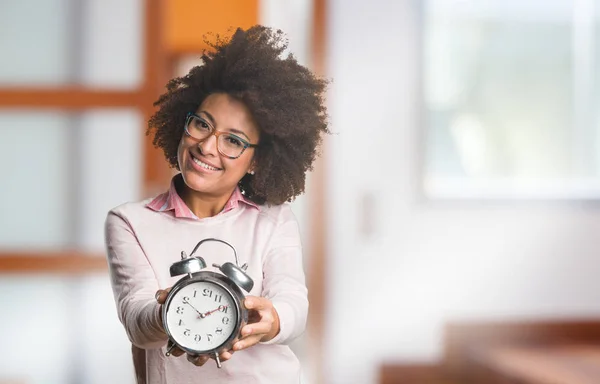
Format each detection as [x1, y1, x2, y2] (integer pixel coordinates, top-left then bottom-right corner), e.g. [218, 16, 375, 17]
[155, 288, 172, 304]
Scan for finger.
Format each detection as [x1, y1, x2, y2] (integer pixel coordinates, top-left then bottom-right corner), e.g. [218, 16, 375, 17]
[241, 322, 271, 338]
[219, 350, 234, 361]
[155, 288, 172, 304]
[247, 304, 276, 325]
[187, 354, 210, 366]
[233, 334, 263, 351]
[171, 347, 185, 357]
[244, 296, 271, 311]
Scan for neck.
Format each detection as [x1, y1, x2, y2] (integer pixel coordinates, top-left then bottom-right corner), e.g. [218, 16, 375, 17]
[176, 178, 234, 219]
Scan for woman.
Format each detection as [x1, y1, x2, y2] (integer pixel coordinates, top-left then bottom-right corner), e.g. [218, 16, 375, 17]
[105, 25, 328, 384]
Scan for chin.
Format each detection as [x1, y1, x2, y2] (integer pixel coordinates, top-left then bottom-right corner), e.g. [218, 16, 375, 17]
[182, 173, 210, 192]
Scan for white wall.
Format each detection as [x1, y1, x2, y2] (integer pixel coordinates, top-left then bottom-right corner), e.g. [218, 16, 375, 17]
[324, 1, 600, 383]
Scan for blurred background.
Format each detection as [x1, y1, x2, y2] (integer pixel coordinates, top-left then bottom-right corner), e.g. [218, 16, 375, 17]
[2, 0, 600, 383]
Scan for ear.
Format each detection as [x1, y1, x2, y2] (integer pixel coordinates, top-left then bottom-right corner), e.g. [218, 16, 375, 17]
[247, 161, 256, 175]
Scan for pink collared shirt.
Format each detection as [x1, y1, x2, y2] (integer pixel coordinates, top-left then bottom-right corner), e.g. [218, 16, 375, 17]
[146, 175, 259, 219]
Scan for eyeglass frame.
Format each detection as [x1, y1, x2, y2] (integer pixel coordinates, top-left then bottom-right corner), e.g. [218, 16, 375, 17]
[184, 112, 259, 159]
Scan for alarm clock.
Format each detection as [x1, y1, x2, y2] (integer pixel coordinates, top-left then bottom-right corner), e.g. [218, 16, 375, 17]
[162, 238, 254, 368]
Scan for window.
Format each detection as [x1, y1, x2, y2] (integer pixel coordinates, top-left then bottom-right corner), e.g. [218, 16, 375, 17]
[423, 0, 600, 199]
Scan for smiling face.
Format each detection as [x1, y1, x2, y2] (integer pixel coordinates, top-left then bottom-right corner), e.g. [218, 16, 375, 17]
[177, 93, 259, 202]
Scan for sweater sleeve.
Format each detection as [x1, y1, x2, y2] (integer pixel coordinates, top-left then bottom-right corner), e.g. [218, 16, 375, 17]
[104, 210, 168, 349]
[259, 205, 309, 345]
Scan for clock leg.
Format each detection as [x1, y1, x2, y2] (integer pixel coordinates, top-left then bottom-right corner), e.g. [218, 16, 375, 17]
[165, 340, 177, 357]
[214, 352, 222, 368]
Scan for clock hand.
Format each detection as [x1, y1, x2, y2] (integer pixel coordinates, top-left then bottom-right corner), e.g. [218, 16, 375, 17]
[203, 305, 228, 317]
[184, 301, 205, 318]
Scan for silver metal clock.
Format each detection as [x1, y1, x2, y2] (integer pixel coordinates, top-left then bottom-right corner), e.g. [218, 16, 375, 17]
[162, 238, 254, 368]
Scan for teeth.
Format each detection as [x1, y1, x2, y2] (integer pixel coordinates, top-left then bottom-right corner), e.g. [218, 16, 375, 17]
[193, 157, 220, 171]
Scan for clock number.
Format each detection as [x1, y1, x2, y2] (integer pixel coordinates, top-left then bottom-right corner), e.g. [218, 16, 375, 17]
[218, 305, 228, 314]
[202, 288, 213, 298]
[193, 290, 197, 298]
[178, 319, 184, 326]
[194, 334, 201, 342]
[207, 333, 213, 342]
[182, 296, 190, 304]
[215, 327, 223, 334]
[222, 317, 230, 325]
[214, 294, 222, 303]
[184, 329, 191, 336]
[176, 306, 184, 314]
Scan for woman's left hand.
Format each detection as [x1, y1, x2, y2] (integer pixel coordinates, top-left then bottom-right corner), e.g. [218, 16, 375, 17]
[233, 296, 280, 352]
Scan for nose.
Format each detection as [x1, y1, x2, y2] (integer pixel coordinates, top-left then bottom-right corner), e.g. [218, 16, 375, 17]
[198, 133, 218, 156]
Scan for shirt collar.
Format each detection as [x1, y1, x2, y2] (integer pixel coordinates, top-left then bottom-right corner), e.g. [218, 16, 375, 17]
[146, 174, 259, 219]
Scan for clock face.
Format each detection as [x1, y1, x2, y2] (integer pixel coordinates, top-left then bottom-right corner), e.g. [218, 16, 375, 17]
[165, 280, 239, 353]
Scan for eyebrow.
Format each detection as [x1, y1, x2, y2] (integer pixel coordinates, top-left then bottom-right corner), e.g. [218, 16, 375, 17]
[199, 110, 252, 141]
